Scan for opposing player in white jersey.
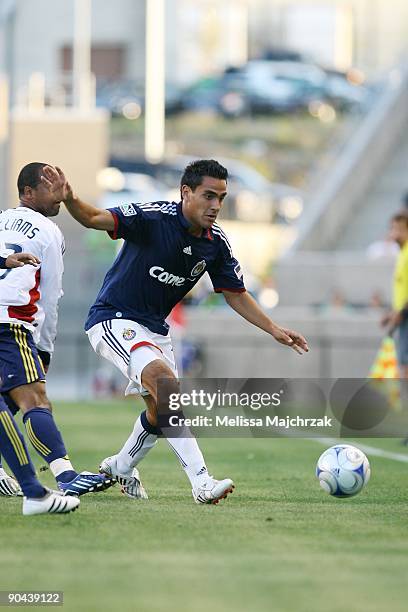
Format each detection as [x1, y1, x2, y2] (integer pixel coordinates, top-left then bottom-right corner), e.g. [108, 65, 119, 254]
[0, 250, 38, 497]
[42, 160, 309, 505]
[0, 162, 113, 499]
[0, 249, 80, 514]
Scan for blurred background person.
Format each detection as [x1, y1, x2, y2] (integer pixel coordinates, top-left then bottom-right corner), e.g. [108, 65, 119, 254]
[381, 211, 408, 378]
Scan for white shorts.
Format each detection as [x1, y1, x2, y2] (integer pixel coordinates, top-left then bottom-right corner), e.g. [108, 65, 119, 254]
[86, 319, 178, 396]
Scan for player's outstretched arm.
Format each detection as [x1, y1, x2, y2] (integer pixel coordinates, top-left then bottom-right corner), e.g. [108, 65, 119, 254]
[0, 253, 40, 269]
[222, 289, 309, 355]
[40, 165, 114, 231]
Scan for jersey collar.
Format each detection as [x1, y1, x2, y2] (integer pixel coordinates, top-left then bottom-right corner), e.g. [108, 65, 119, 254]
[176, 201, 214, 241]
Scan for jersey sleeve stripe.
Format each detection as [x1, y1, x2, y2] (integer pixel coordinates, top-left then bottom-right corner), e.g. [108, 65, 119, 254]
[212, 224, 233, 248]
[211, 228, 233, 257]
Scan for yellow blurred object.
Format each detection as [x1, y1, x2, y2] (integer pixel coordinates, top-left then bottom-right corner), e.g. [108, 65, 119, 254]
[369, 336, 401, 410]
[370, 336, 398, 379]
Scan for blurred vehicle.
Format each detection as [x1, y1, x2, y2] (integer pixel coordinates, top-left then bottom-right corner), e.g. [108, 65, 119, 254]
[182, 60, 369, 117]
[182, 77, 225, 112]
[321, 68, 369, 111]
[219, 61, 326, 117]
[109, 156, 304, 224]
[97, 171, 170, 209]
[260, 48, 309, 62]
[221, 61, 368, 117]
[182, 68, 307, 116]
[96, 80, 143, 117]
[96, 80, 185, 117]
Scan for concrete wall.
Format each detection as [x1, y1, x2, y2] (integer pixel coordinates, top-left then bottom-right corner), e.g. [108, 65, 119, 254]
[10, 108, 109, 204]
[184, 307, 382, 379]
[275, 254, 394, 306]
[12, 0, 146, 95]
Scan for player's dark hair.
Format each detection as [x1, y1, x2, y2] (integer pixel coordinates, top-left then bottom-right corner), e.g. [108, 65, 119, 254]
[17, 162, 47, 196]
[180, 159, 228, 195]
[391, 210, 408, 227]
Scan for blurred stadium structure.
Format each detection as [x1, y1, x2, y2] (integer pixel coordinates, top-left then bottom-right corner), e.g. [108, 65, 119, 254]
[1, 0, 408, 398]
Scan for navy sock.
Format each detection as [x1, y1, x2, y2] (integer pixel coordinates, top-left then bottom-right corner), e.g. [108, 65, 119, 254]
[0, 399, 46, 498]
[56, 470, 77, 483]
[23, 407, 69, 463]
[141, 410, 162, 435]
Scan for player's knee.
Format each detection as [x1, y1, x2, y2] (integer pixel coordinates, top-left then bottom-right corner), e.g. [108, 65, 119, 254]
[141, 359, 179, 401]
[10, 383, 51, 413]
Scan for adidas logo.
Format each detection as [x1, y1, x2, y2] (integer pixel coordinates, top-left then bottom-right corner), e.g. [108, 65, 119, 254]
[196, 466, 207, 476]
[183, 246, 192, 255]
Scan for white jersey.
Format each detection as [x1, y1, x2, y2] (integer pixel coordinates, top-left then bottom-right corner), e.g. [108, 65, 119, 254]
[0, 206, 64, 354]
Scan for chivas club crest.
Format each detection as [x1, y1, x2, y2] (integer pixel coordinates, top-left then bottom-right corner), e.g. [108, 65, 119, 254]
[190, 260, 206, 278]
[122, 328, 137, 341]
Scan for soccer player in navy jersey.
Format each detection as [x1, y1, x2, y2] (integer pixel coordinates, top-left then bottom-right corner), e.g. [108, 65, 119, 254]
[42, 160, 309, 505]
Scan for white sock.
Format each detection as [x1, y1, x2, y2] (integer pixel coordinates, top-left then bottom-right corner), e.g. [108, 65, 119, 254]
[166, 434, 209, 487]
[49, 457, 75, 478]
[116, 412, 158, 474]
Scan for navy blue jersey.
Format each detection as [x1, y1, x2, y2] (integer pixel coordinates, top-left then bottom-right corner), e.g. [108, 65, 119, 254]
[85, 201, 245, 335]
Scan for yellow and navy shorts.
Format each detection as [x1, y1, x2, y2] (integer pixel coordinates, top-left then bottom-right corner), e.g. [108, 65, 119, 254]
[0, 323, 46, 393]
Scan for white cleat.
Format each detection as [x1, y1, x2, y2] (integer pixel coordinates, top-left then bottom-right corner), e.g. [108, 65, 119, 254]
[99, 455, 148, 500]
[0, 468, 22, 497]
[192, 476, 235, 505]
[23, 489, 80, 516]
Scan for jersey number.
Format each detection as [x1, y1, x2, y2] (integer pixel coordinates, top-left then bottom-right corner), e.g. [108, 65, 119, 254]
[0, 243, 22, 280]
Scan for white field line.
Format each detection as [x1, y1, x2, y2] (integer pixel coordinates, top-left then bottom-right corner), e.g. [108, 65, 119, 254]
[315, 437, 408, 464]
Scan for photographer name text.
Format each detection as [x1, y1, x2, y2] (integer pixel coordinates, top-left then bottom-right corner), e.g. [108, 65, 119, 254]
[166, 415, 332, 429]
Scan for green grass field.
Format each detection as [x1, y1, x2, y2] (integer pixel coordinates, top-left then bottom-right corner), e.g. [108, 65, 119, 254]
[1, 400, 408, 612]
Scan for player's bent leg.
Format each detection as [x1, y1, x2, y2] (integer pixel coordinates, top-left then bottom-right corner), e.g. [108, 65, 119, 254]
[9, 383, 113, 497]
[142, 361, 235, 505]
[93, 320, 233, 503]
[99, 383, 163, 499]
[99, 349, 169, 500]
[0, 396, 46, 501]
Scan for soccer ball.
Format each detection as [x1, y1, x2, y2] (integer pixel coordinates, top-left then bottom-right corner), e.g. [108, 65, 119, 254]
[316, 444, 370, 498]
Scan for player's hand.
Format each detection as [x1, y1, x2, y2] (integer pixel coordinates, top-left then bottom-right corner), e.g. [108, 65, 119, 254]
[6, 253, 40, 268]
[388, 311, 403, 329]
[41, 165, 74, 202]
[381, 310, 402, 330]
[272, 327, 309, 355]
[380, 311, 392, 328]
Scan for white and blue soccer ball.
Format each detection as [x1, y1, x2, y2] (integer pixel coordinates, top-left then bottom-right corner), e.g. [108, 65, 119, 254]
[316, 444, 370, 498]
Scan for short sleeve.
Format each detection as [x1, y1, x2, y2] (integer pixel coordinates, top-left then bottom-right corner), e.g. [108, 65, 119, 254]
[208, 234, 246, 293]
[107, 204, 147, 241]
